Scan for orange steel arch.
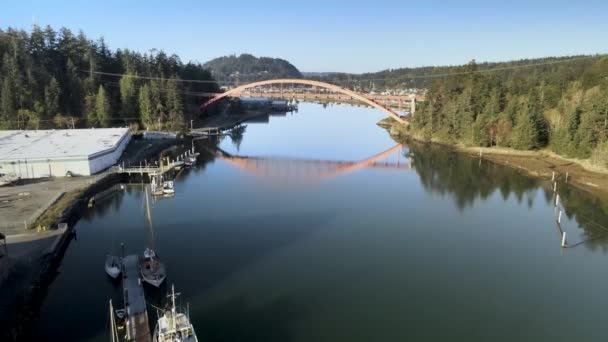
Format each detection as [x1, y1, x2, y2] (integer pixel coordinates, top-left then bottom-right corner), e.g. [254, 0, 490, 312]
[201, 79, 406, 124]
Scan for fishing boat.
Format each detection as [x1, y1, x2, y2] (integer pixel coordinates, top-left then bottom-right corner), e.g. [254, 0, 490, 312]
[141, 187, 167, 287]
[105, 255, 122, 279]
[141, 247, 167, 287]
[162, 180, 175, 195]
[153, 285, 198, 342]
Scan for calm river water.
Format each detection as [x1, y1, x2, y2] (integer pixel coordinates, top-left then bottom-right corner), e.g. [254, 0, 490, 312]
[30, 103, 608, 341]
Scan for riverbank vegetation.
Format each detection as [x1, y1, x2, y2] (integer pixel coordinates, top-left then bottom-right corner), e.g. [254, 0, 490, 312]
[408, 57, 608, 169]
[0, 25, 219, 130]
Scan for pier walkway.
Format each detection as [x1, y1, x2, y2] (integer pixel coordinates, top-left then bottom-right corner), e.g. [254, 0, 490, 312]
[115, 159, 184, 178]
[122, 254, 151, 342]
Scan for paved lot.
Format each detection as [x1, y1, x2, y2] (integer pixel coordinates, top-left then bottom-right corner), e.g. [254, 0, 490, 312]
[0, 176, 100, 236]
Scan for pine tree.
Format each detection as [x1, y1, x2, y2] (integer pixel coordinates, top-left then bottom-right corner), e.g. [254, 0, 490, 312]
[120, 73, 138, 119]
[85, 93, 98, 126]
[95, 85, 111, 127]
[44, 77, 61, 118]
[138, 83, 153, 129]
[575, 108, 599, 158]
[510, 97, 539, 150]
[0, 78, 15, 128]
[166, 78, 184, 130]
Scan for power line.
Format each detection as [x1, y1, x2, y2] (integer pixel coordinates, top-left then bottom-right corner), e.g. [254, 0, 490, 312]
[79, 70, 227, 84]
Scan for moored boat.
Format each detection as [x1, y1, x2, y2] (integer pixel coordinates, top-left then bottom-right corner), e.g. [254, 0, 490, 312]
[162, 180, 175, 195]
[153, 285, 198, 342]
[141, 187, 167, 287]
[141, 247, 167, 287]
[105, 254, 122, 279]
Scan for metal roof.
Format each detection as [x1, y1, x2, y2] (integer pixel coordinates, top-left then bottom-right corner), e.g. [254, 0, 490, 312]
[0, 128, 130, 161]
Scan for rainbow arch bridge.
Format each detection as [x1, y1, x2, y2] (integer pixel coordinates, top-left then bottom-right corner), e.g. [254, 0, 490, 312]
[200, 79, 410, 125]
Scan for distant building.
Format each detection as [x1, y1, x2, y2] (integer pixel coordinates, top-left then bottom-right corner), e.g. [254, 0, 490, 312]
[0, 128, 131, 178]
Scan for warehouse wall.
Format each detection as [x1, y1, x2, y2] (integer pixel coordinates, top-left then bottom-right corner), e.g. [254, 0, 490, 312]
[0, 130, 131, 178]
[88, 133, 131, 174]
[0, 158, 90, 178]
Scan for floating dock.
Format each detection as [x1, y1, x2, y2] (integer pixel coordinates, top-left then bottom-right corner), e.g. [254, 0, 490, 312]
[122, 254, 151, 342]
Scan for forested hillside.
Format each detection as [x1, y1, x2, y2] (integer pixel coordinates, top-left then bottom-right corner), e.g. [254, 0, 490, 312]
[318, 56, 601, 90]
[203, 54, 301, 82]
[409, 57, 608, 167]
[0, 25, 218, 130]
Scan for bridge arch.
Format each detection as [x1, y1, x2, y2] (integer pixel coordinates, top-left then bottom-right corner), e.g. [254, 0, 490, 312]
[201, 79, 406, 124]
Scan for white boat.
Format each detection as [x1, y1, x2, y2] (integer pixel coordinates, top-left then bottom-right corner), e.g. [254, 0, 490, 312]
[105, 255, 122, 279]
[153, 285, 198, 342]
[162, 181, 175, 195]
[141, 247, 167, 287]
[141, 188, 167, 287]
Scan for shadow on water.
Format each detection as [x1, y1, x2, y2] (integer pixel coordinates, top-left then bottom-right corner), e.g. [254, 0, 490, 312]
[198, 294, 306, 342]
[157, 209, 342, 294]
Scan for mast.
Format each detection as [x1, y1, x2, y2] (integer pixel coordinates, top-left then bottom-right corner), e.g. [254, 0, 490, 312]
[144, 186, 155, 250]
[109, 299, 118, 342]
[171, 285, 177, 332]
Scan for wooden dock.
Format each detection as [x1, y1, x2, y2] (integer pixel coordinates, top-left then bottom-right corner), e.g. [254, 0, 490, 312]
[116, 159, 184, 178]
[122, 254, 151, 342]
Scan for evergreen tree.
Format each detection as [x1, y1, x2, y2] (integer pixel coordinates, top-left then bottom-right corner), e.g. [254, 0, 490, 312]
[138, 83, 153, 129]
[44, 77, 61, 118]
[95, 85, 111, 127]
[0, 78, 15, 128]
[165, 78, 184, 130]
[119, 73, 138, 119]
[510, 98, 539, 150]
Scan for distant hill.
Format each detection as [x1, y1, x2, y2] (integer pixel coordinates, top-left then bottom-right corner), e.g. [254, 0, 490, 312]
[312, 55, 599, 90]
[203, 54, 302, 82]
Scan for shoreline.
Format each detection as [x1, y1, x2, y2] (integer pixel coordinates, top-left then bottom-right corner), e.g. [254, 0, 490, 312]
[380, 119, 608, 201]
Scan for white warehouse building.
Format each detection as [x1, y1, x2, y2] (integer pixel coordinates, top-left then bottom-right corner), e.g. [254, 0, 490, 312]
[0, 128, 131, 179]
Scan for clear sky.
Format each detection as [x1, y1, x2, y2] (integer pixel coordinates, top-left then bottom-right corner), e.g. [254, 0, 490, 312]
[1, 0, 607, 73]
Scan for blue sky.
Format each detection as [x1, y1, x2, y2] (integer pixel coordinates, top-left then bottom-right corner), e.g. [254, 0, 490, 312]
[2, 0, 607, 73]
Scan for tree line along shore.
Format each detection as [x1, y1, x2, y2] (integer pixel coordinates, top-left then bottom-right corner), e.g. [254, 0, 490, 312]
[0, 25, 219, 131]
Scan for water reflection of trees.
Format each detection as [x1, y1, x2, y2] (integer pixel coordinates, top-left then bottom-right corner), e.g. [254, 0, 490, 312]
[408, 141, 608, 250]
[409, 142, 542, 210]
[558, 186, 608, 251]
[229, 125, 247, 151]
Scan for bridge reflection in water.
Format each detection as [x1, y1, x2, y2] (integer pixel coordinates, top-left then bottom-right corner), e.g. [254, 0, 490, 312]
[218, 144, 412, 182]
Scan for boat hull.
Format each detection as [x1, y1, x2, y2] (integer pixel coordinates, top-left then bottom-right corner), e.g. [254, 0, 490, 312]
[105, 255, 122, 279]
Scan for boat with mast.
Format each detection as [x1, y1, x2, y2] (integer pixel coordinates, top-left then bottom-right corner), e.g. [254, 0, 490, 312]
[153, 285, 198, 342]
[141, 186, 167, 287]
[105, 222, 122, 279]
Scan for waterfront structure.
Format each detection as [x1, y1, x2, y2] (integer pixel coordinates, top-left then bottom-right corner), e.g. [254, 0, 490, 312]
[122, 254, 152, 341]
[0, 128, 131, 178]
